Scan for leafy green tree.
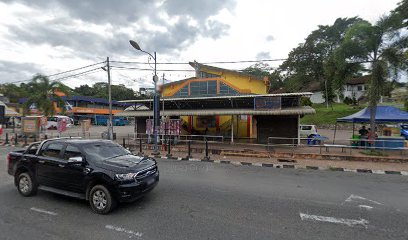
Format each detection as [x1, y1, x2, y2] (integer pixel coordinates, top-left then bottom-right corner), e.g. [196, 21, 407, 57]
[335, 15, 408, 140]
[23, 75, 70, 116]
[75, 82, 135, 101]
[242, 63, 283, 92]
[279, 17, 363, 93]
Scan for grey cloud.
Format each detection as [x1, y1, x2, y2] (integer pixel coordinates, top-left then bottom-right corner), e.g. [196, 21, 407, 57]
[203, 20, 230, 39]
[255, 51, 271, 60]
[0, 60, 44, 83]
[8, 23, 131, 60]
[1, 0, 156, 26]
[266, 35, 275, 41]
[162, 0, 236, 21]
[2, 0, 235, 58]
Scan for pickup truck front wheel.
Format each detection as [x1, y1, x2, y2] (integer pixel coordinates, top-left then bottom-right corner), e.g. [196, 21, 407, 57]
[17, 172, 37, 197]
[89, 185, 116, 214]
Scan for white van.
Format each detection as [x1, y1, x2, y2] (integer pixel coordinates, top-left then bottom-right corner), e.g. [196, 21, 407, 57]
[46, 116, 74, 130]
[299, 125, 318, 137]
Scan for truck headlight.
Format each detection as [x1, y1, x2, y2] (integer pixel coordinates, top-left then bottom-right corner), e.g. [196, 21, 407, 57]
[115, 173, 137, 181]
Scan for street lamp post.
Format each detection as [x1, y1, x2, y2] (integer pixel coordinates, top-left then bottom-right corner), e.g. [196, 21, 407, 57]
[129, 40, 160, 155]
[102, 57, 113, 140]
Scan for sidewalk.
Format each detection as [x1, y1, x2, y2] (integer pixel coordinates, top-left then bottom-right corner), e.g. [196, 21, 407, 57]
[138, 145, 408, 174]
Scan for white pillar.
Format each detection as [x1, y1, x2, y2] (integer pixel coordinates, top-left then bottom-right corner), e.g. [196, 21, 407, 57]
[297, 115, 300, 145]
[231, 115, 234, 144]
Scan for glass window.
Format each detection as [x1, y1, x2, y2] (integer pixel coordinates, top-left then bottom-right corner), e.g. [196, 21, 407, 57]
[40, 143, 64, 158]
[26, 143, 40, 155]
[190, 81, 217, 96]
[63, 145, 82, 160]
[82, 143, 130, 162]
[174, 85, 188, 97]
[219, 82, 240, 95]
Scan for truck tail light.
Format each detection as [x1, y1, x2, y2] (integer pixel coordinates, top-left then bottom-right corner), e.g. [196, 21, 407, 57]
[7, 154, 12, 168]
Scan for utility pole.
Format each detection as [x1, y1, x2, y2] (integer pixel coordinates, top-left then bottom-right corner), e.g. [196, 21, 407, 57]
[325, 79, 329, 109]
[107, 57, 113, 140]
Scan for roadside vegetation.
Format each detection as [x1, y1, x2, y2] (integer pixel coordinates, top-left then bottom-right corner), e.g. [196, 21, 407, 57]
[300, 103, 363, 125]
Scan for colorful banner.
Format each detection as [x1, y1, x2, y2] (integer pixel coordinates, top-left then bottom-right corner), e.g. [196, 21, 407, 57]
[146, 119, 181, 135]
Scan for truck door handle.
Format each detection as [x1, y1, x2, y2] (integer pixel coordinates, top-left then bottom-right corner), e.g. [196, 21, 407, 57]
[38, 160, 45, 164]
[58, 164, 65, 168]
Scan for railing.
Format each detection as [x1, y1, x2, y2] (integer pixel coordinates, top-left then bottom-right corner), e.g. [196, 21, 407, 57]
[267, 136, 408, 156]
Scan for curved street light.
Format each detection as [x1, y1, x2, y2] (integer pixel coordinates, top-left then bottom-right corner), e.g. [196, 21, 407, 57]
[129, 40, 160, 155]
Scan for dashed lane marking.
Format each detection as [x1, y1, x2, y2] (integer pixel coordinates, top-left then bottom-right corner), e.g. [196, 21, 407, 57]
[105, 225, 143, 239]
[299, 212, 369, 228]
[30, 207, 57, 216]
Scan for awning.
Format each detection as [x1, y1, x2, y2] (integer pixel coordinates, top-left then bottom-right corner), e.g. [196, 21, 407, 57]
[115, 106, 315, 117]
[337, 106, 408, 123]
[6, 108, 20, 117]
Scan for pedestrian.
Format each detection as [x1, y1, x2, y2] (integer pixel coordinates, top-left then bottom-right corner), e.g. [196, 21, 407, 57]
[358, 125, 368, 146]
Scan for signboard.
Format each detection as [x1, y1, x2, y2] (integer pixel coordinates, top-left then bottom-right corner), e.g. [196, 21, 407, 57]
[22, 119, 38, 133]
[146, 119, 181, 136]
[40, 116, 48, 127]
[254, 96, 281, 110]
[57, 118, 67, 133]
[80, 119, 91, 132]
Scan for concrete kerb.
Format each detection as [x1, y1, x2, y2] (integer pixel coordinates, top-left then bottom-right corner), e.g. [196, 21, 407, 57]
[149, 155, 407, 176]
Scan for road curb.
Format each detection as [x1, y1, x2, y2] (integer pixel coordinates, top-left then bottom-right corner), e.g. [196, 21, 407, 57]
[150, 155, 406, 176]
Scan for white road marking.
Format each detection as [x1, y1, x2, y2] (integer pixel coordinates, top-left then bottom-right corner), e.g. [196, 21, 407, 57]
[105, 225, 143, 238]
[372, 170, 385, 174]
[359, 205, 373, 210]
[30, 207, 57, 216]
[299, 212, 369, 228]
[345, 194, 383, 205]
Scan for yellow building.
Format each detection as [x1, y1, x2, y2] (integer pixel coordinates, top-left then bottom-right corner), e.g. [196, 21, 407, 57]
[161, 61, 270, 139]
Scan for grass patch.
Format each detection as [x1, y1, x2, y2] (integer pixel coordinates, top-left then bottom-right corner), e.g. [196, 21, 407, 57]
[301, 103, 363, 125]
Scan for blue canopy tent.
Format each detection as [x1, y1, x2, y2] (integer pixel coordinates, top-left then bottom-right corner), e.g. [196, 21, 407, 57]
[334, 106, 408, 143]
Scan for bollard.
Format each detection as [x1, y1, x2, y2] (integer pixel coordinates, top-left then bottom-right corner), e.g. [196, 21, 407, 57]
[24, 135, 28, 147]
[44, 134, 48, 140]
[33, 134, 37, 143]
[166, 139, 172, 158]
[14, 133, 18, 146]
[138, 138, 143, 156]
[186, 141, 192, 159]
[202, 139, 210, 161]
[122, 138, 126, 148]
[5, 133, 9, 145]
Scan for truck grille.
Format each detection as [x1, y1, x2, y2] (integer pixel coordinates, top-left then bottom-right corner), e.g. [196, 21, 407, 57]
[135, 166, 157, 181]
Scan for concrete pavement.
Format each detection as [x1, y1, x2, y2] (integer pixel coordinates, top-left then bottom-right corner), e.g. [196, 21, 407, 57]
[0, 146, 408, 239]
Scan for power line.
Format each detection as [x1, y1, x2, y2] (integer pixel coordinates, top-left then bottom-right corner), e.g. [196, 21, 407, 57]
[110, 58, 287, 65]
[5, 61, 106, 84]
[110, 66, 195, 72]
[50, 67, 103, 82]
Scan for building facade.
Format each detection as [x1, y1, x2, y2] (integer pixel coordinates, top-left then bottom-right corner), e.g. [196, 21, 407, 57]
[161, 61, 270, 139]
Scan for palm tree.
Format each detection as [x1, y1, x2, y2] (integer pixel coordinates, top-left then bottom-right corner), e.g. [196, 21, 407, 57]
[334, 14, 407, 143]
[23, 75, 70, 116]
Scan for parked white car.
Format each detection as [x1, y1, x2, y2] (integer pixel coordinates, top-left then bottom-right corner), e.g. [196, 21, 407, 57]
[299, 125, 318, 137]
[46, 116, 74, 130]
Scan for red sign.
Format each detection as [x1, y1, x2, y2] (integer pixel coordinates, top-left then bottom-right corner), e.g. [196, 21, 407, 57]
[57, 118, 67, 133]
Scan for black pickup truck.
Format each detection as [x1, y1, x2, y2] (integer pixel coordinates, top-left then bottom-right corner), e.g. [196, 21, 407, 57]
[7, 138, 159, 214]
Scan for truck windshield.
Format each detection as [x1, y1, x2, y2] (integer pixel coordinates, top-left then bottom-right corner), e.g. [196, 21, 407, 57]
[82, 143, 130, 161]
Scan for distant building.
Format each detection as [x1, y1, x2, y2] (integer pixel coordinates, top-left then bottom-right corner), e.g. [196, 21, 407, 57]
[19, 95, 129, 124]
[303, 75, 370, 104]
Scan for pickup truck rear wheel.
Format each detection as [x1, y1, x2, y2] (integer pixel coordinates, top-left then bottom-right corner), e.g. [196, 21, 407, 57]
[89, 185, 116, 214]
[17, 172, 37, 197]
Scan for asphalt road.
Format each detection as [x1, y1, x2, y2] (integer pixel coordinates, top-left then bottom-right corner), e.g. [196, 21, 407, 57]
[1, 146, 408, 240]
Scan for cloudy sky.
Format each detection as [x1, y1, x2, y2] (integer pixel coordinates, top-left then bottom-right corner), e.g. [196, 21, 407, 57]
[0, 0, 401, 90]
